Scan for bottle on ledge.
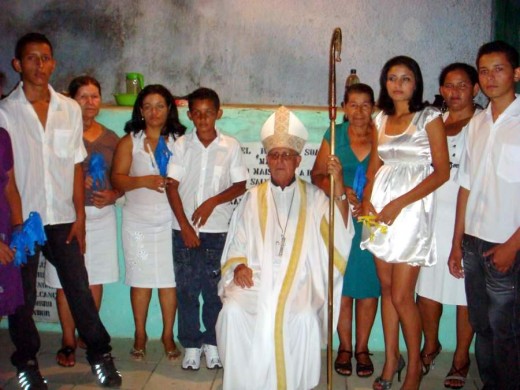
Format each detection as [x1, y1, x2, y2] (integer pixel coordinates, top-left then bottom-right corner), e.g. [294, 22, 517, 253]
[345, 69, 360, 91]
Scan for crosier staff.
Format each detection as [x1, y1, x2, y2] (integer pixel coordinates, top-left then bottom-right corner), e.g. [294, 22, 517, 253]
[327, 27, 342, 390]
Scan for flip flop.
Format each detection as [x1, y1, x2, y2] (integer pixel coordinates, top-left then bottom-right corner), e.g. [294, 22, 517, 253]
[56, 346, 76, 367]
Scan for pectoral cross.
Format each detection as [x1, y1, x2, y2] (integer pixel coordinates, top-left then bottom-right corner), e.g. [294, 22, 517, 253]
[278, 234, 286, 257]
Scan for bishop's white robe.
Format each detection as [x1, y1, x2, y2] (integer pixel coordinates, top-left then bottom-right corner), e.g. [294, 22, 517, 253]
[216, 178, 353, 390]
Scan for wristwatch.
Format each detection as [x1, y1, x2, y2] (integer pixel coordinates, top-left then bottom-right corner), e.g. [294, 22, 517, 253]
[334, 192, 347, 201]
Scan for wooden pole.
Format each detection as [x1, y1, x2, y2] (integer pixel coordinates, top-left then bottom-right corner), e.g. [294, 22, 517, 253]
[327, 27, 342, 390]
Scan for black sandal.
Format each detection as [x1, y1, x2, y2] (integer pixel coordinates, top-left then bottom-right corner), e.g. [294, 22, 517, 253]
[355, 350, 374, 377]
[334, 350, 352, 376]
[421, 343, 442, 376]
[444, 360, 470, 389]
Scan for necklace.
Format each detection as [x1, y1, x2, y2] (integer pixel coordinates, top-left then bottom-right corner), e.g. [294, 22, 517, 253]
[271, 185, 296, 257]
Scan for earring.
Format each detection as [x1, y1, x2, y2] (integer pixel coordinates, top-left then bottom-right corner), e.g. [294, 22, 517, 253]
[441, 99, 447, 113]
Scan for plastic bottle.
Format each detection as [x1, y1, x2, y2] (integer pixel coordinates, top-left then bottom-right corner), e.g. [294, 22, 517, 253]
[345, 69, 360, 90]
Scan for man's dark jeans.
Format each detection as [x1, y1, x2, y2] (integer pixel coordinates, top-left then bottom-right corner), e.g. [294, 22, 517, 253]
[463, 234, 520, 390]
[173, 230, 225, 348]
[8, 223, 112, 369]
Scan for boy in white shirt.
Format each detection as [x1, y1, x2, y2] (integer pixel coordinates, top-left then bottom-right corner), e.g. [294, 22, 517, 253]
[449, 40, 520, 389]
[167, 87, 248, 370]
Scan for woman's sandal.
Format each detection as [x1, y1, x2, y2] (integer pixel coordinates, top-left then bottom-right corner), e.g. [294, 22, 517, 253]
[355, 350, 374, 377]
[165, 348, 181, 360]
[334, 350, 352, 376]
[444, 361, 470, 389]
[130, 347, 146, 361]
[421, 343, 442, 376]
[56, 346, 76, 367]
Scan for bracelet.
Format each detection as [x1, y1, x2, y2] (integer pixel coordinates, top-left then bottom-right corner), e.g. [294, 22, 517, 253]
[334, 192, 347, 201]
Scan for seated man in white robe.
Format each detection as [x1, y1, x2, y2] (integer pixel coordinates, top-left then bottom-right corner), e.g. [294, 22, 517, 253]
[216, 106, 354, 390]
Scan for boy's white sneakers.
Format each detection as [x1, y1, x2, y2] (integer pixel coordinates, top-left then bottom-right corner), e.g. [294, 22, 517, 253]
[182, 348, 202, 370]
[181, 345, 222, 370]
[202, 344, 222, 369]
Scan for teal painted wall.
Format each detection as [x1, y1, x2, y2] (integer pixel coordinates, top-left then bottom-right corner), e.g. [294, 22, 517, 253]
[1, 106, 466, 352]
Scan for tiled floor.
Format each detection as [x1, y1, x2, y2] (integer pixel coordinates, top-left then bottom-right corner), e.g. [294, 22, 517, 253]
[0, 329, 483, 389]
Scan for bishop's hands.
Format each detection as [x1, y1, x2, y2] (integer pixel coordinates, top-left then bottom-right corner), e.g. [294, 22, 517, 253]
[234, 263, 254, 288]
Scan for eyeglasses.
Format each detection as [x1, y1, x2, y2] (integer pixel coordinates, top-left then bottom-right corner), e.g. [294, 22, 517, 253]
[142, 103, 168, 112]
[267, 152, 299, 161]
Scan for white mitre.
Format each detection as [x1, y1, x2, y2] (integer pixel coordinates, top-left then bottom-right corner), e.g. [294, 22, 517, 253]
[260, 106, 308, 154]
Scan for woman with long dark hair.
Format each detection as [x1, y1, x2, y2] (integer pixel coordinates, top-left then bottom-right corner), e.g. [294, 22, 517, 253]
[361, 56, 450, 390]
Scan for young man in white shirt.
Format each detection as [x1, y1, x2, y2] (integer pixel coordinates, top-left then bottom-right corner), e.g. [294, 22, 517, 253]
[167, 87, 248, 371]
[449, 40, 520, 390]
[0, 33, 122, 389]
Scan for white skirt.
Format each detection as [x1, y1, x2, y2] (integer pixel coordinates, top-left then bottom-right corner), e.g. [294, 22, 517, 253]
[45, 206, 120, 288]
[122, 204, 175, 288]
[416, 179, 467, 306]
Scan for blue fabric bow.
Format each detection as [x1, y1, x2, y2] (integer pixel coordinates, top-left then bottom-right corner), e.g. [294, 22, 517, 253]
[89, 153, 107, 191]
[10, 212, 47, 267]
[353, 164, 366, 200]
[154, 136, 172, 177]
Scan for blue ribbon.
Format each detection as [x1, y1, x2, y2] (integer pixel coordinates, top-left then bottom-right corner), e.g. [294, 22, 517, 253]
[353, 164, 366, 200]
[88, 153, 107, 191]
[154, 136, 172, 177]
[10, 212, 47, 267]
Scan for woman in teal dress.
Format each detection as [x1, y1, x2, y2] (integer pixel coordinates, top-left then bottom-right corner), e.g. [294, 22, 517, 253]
[312, 83, 380, 378]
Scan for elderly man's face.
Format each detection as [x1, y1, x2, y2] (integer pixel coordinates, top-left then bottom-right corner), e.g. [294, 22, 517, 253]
[267, 147, 302, 188]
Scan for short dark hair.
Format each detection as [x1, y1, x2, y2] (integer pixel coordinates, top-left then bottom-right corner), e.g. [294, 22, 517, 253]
[477, 40, 519, 69]
[68, 75, 102, 98]
[344, 83, 375, 105]
[377, 55, 424, 115]
[439, 63, 478, 87]
[15, 32, 53, 60]
[124, 84, 186, 138]
[187, 87, 220, 111]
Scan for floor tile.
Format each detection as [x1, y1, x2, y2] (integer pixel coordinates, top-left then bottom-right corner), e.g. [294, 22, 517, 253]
[0, 329, 483, 389]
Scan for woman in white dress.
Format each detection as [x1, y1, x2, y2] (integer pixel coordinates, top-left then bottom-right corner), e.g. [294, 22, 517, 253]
[361, 56, 450, 390]
[111, 85, 186, 360]
[416, 63, 480, 389]
[45, 76, 121, 367]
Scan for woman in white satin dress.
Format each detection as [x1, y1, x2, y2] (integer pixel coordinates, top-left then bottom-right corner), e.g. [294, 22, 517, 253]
[416, 63, 480, 389]
[361, 56, 450, 390]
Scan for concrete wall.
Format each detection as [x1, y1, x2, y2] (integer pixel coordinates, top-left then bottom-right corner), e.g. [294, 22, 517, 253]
[0, 0, 492, 106]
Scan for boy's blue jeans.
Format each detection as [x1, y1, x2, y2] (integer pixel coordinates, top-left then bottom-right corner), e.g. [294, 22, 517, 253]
[173, 230, 225, 349]
[462, 234, 520, 390]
